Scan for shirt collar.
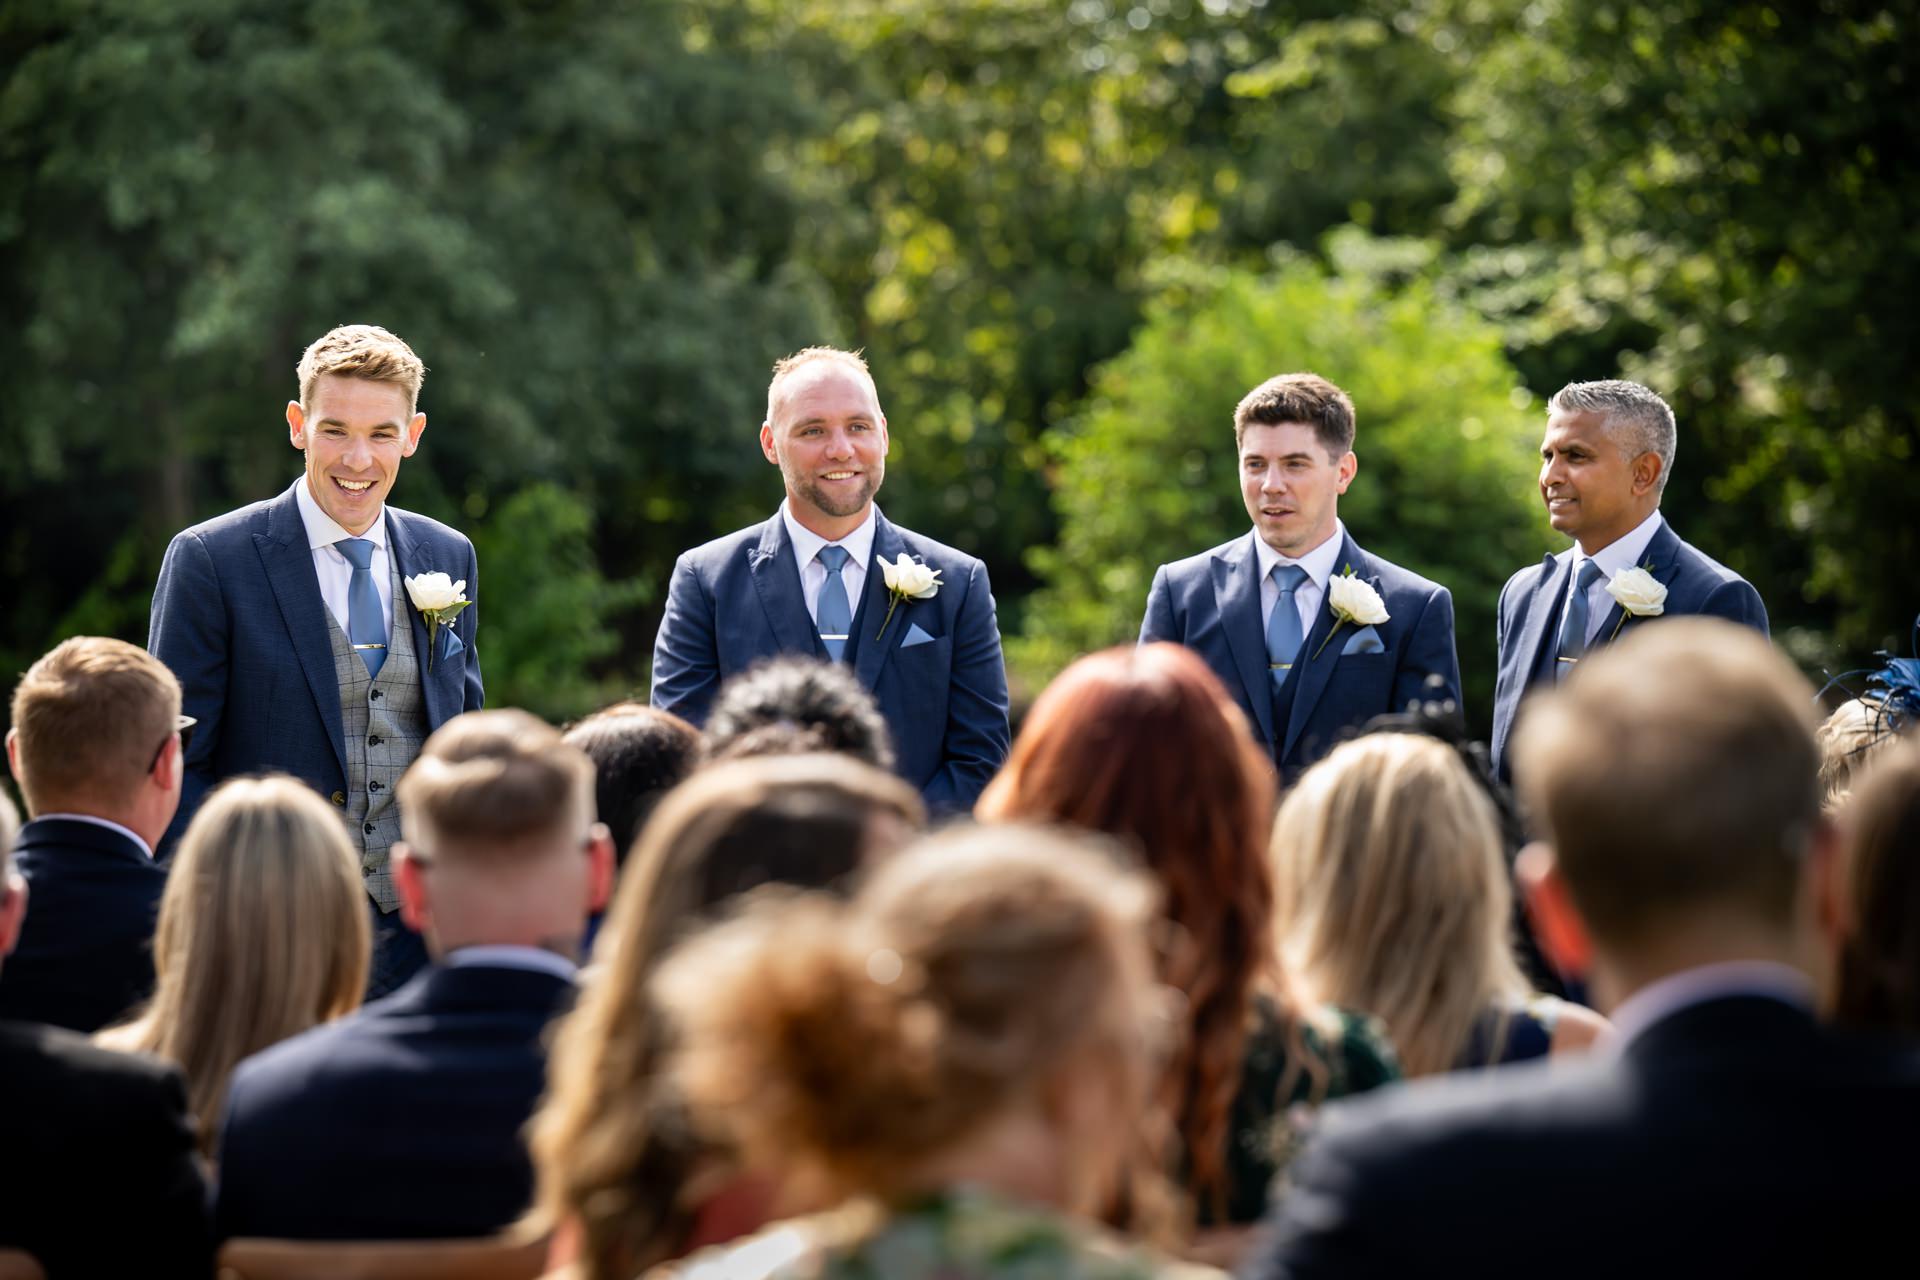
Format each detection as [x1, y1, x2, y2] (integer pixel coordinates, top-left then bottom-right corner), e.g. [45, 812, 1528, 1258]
[291, 475, 387, 554]
[1572, 508, 1664, 582]
[443, 944, 579, 981]
[781, 499, 878, 571]
[1607, 960, 1814, 1048]
[31, 812, 155, 861]
[1252, 520, 1347, 589]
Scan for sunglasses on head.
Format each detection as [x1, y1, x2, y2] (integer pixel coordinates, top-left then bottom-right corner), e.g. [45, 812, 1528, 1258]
[149, 715, 197, 774]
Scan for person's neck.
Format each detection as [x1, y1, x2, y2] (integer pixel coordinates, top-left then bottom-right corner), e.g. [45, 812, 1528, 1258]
[427, 928, 583, 963]
[1587, 913, 1811, 1015]
[788, 498, 870, 544]
[1574, 504, 1658, 558]
[895, 1106, 1065, 1213]
[33, 798, 160, 850]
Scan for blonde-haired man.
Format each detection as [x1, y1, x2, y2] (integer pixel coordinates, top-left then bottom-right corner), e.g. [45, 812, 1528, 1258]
[149, 324, 484, 995]
[0, 636, 182, 1031]
[650, 346, 1010, 813]
[216, 710, 609, 1242]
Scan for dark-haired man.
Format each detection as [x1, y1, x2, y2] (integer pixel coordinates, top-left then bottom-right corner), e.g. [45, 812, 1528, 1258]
[1140, 372, 1460, 780]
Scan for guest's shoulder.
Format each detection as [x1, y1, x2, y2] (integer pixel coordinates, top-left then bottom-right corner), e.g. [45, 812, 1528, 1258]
[225, 1005, 375, 1102]
[0, 1019, 182, 1106]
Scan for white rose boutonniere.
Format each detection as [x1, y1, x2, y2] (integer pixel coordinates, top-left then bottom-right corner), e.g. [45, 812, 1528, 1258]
[1312, 566, 1391, 660]
[1604, 564, 1667, 641]
[403, 572, 471, 672]
[876, 553, 941, 641]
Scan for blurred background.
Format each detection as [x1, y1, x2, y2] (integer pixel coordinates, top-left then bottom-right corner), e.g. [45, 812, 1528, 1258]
[3, 0, 1913, 734]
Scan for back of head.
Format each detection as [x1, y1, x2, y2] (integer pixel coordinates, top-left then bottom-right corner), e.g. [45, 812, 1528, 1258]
[704, 657, 895, 771]
[530, 752, 925, 1270]
[1513, 618, 1819, 948]
[130, 774, 368, 1144]
[8, 636, 180, 814]
[1828, 736, 1920, 1033]
[563, 702, 702, 863]
[654, 823, 1160, 1206]
[1273, 733, 1523, 1075]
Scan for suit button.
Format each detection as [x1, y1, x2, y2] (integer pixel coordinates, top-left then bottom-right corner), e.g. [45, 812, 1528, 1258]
[331, 791, 346, 807]
[364, 822, 375, 835]
[369, 780, 382, 793]
[367, 735, 382, 747]
[370, 689, 382, 700]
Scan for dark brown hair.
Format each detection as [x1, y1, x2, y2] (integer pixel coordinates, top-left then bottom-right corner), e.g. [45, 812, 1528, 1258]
[1233, 372, 1356, 456]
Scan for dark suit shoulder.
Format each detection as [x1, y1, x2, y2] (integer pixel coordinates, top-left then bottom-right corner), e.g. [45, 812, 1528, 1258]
[1666, 530, 1752, 587]
[386, 503, 476, 551]
[0, 1018, 181, 1097]
[1350, 545, 1447, 601]
[171, 494, 284, 545]
[675, 520, 775, 570]
[1155, 535, 1249, 583]
[885, 521, 986, 575]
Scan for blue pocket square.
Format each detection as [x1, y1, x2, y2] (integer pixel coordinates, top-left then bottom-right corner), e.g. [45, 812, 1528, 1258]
[440, 628, 465, 662]
[1341, 625, 1386, 656]
[901, 622, 937, 649]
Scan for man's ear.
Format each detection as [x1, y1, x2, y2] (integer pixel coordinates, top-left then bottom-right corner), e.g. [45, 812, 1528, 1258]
[149, 732, 182, 794]
[1516, 841, 1593, 980]
[6, 728, 21, 787]
[0, 871, 29, 957]
[759, 421, 780, 466]
[394, 845, 431, 935]
[585, 823, 616, 915]
[287, 400, 307, 449]
[1632, 450, 1664, 497]
[401, 412, 427, 458]
[1335, 449, 1357, 494]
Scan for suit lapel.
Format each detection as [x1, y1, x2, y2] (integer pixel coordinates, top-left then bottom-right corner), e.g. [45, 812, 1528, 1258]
[853, 513, 908, 693]
[386, 510, 456, 730]
[1210, 534, 1276, 747]
[1282, 531, 1369, 760]
[254, 487, 348, 783]
[747, 515, 820, 657]
[1591, 516, 1681, 651]
[1518, 551, 1573, 687]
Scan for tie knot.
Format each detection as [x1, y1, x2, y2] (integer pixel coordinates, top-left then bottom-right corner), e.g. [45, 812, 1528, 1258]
[338, 538, 375, 571]
[818, 545, 852, 572]
[1576, 559, 1604, 591]
[1271, 563, 1309, 592]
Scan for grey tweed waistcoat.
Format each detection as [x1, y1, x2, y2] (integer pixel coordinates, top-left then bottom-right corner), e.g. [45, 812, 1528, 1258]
[326, 555, 429, 913]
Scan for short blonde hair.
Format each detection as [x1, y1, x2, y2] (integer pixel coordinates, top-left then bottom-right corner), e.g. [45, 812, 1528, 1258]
[399, 710, 593, 857]
[1513, 618, 1819, 945]
[1817, 696, 1901, 815]
[296, 324, 427, 412]
[1273, 733, 1527, 1077]
[9, 637, 180, 812]
[97, 775, 368, 1150]
[765, 346, 876, 424]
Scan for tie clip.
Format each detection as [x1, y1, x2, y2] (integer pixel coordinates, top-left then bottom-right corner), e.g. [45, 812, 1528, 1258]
[819, 633, 849, 641]
[1269, 662, 1292, 670]
[1556, 656, 1579, 664]
[353, 643, 388, 651]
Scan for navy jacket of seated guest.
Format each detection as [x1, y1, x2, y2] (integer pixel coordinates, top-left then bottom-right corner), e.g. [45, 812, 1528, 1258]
[650, 349, 1011, 813]
[214, 950, 576, 1241]
[0, 815, 166, 1032]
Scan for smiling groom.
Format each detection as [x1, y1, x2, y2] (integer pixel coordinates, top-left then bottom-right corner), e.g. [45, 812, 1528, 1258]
[149, 325, 483, 993]
[650, 346, 1010, 813]
[1140, 373, 1461, 782]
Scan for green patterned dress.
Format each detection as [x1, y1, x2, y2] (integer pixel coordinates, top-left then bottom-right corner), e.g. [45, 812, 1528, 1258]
[651, 1188, 1221, 1280]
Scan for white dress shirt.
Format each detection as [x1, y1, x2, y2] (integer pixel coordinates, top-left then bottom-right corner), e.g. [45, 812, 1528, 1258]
[781, 500, 877, 625]
[1253, 521, 1347, 640]
[443, 944, 579, 981]
[292, 476, 394, 639]
[32, 812, 154, 861]
[1564, 508, 1664, 647]
[1606, 960, 1814, 1050]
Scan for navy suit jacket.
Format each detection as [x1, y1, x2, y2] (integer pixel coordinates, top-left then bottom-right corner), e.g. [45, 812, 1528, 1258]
[214, 961, 574, 1241]
[650, 509, 1011, 814]
[1140, 530, 1461, 779]
[1490, 515, 1767, 778]
[0, 817, 166, 1032]
[0, 1019, 212, 1277]
[1242, 996, 1920, 1279]
[150, 485, 484, 849]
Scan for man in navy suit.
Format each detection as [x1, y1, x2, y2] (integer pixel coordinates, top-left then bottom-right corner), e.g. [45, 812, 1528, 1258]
[651, 346, 1010, 814]
[0, 637, 180, 1032]
[149, 324, 483, 993]
[215, 709, 612, 1241]
[1243, 620, 1920, 1279]
[1139, 372, 1460, 781]
[1491, 379, 1766, 779]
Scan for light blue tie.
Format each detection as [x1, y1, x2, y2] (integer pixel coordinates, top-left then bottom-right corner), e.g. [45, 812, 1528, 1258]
[1555, 559, 1606, 679]
[816, 545, 853, 663]
[1265, 564, 1309, 689]
[338, 538, 388, 677]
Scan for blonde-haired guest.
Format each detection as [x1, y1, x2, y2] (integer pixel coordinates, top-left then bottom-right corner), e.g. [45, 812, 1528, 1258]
[1817, 695, 1903, 815]
[97, 773, 368, 1151]
[647, 824, 1215, 1280]
[1272, 733, 1608, 1076]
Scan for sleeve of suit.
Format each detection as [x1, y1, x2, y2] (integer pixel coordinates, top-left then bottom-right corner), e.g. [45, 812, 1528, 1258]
[1390, 583, 1462, 713]
[460, 534, 486, 712]
[121, 1057, 216, 1273]
[920, 557, 1012, 815]
[1704, 576, 1769, 637]
[149, 529, 228, 851]
[1239, 1124, 1393, 1280]
[651, 552, 722, 727]
[1138, 564, 1176, 646]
